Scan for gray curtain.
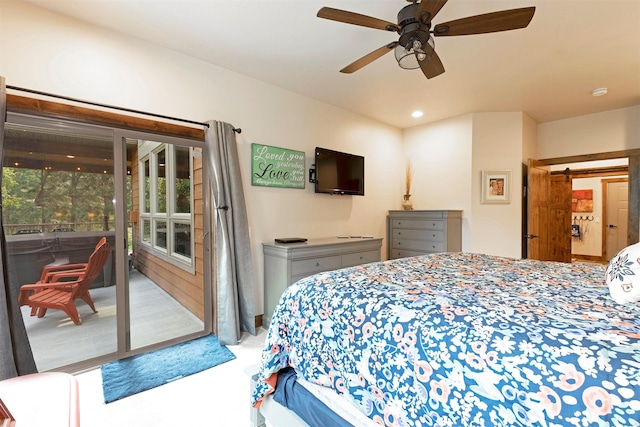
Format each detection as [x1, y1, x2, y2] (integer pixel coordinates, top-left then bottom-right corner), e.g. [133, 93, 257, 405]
[0, 77, 37, 379]
[205, 120, 255, 345]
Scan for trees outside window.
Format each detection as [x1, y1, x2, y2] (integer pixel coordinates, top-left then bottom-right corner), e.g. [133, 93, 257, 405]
[139, 141, 193, 267]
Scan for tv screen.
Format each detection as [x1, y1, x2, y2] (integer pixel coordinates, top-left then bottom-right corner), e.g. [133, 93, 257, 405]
[314, 147, 364, 196]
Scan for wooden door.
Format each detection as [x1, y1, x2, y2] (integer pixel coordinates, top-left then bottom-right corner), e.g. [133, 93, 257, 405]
[549, 175, 572, 262]
[527, 159, 551, 260]
[604, 179, 629, 260]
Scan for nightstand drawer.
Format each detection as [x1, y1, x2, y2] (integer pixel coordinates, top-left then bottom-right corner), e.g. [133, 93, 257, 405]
[390, 249, 427, 259]
[342, 250, 379, 267]
[393, 229, 444, 241]
[291, 255, 341, 276]
[391, 219, 444, 230]
[388, 210, 462, 261]
[392, 238, 444, 252]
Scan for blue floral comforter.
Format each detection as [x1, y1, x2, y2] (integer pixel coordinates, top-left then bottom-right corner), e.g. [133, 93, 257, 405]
[251, 253, 640, 426]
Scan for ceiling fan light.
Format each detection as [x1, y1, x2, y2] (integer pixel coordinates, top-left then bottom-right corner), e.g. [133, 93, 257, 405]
[395, 36, 435, 69]
[395, 44, 420, 70]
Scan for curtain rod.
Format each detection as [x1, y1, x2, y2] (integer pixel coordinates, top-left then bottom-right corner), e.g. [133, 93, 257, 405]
[7, 85, 242, 133]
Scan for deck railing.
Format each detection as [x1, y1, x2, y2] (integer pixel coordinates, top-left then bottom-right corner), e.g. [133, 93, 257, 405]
[4, 221, 115, 235]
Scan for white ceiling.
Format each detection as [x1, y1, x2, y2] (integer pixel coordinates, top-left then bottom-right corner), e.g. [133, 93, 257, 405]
[21, 0, 640, 129]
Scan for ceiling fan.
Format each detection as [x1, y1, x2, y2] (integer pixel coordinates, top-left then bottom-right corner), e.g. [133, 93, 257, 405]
[317, 0, 535, 79]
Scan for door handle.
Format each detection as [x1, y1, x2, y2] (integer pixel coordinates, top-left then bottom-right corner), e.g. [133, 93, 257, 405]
[524, 234, 539, 239]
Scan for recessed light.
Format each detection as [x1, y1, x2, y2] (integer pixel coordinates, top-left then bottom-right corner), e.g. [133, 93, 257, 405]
[592, 87, 608, 97]
[411, 110, 423, 118]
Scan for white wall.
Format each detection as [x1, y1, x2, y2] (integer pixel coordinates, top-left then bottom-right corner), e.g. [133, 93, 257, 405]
[403, 113, 526, 258]
[470, 113, 525, 257]
[522, 114, 538, 162]
[403, 114, 473, 250]
[538, 106, 640, 158]
[0, 1, 404, 316]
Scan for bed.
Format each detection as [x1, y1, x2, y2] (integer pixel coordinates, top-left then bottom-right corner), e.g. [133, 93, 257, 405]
[251, 252, 640, 426]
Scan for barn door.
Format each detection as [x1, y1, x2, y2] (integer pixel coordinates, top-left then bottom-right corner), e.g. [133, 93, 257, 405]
[526, 159, 551, 260]
[549, 174, 572, 262]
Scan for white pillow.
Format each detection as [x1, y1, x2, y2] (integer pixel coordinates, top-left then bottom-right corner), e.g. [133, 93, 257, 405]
[606, 242, 640, 304]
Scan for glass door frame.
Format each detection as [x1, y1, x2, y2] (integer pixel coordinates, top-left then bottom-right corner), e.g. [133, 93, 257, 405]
[5, 111, 212, 371]
[113, 128, 212, 357]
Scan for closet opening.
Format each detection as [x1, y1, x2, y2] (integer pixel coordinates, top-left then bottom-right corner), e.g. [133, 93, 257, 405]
[524, 151, 635, 264]
[550, 159, 629, 264]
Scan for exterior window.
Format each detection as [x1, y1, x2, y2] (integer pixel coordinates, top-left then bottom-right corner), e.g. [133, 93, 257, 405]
[156, 148, 166, 213]
[156, 220, 167, 250]
[173, 222, 191, 257]
[142, 219, 151, 243]
[175, 146, 190, 214]
[139, 142, 194, 268]
[143, 159, 150, 213]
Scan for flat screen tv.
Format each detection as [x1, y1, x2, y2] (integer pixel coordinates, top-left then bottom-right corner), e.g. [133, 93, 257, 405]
[314, 147, 365, 196]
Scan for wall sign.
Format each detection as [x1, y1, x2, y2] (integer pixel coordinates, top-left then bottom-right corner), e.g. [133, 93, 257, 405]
[251, 144, 305, 189]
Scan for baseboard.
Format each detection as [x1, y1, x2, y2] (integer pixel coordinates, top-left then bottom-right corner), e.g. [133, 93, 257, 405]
[572, 254, 606, 264]
[255, 315, 263, 329]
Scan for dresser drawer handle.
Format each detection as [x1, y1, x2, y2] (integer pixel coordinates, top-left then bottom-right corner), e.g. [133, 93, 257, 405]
[359, 256, 363, 260]
[316, 262, 320, 267]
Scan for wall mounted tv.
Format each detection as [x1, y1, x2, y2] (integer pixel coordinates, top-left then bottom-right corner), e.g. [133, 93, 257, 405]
[314, 147, 365, 196]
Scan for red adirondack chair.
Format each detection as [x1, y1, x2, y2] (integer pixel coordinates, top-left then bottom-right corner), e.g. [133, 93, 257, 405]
[19, 239, 111, 325]
[37, 237, 107, 283]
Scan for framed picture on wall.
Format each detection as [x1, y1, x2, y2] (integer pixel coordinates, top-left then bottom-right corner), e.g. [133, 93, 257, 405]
[481, 170, 511, 204]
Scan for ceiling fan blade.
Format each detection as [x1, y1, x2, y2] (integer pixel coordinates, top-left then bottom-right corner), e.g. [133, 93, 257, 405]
[433, 7, 535, 36]
[340, 43, 398, 74]
[419, 50, 445, 79]
[415, 0, 448, 24]
[317, 7, 399, 32]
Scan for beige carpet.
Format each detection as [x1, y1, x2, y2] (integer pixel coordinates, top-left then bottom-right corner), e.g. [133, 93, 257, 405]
[75, 328, 267, 427]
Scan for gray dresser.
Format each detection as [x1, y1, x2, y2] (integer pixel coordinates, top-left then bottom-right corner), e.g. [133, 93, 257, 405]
[263, 237, 383, 326]
[388, 210, 462, 259]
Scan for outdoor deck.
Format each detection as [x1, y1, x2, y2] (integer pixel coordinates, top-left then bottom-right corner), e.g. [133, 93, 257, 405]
[21, 269, 204, 372]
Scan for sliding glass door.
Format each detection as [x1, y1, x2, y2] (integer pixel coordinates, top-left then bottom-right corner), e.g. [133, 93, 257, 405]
[121, 133, 208, 352]
[2, 114, 210, 372]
